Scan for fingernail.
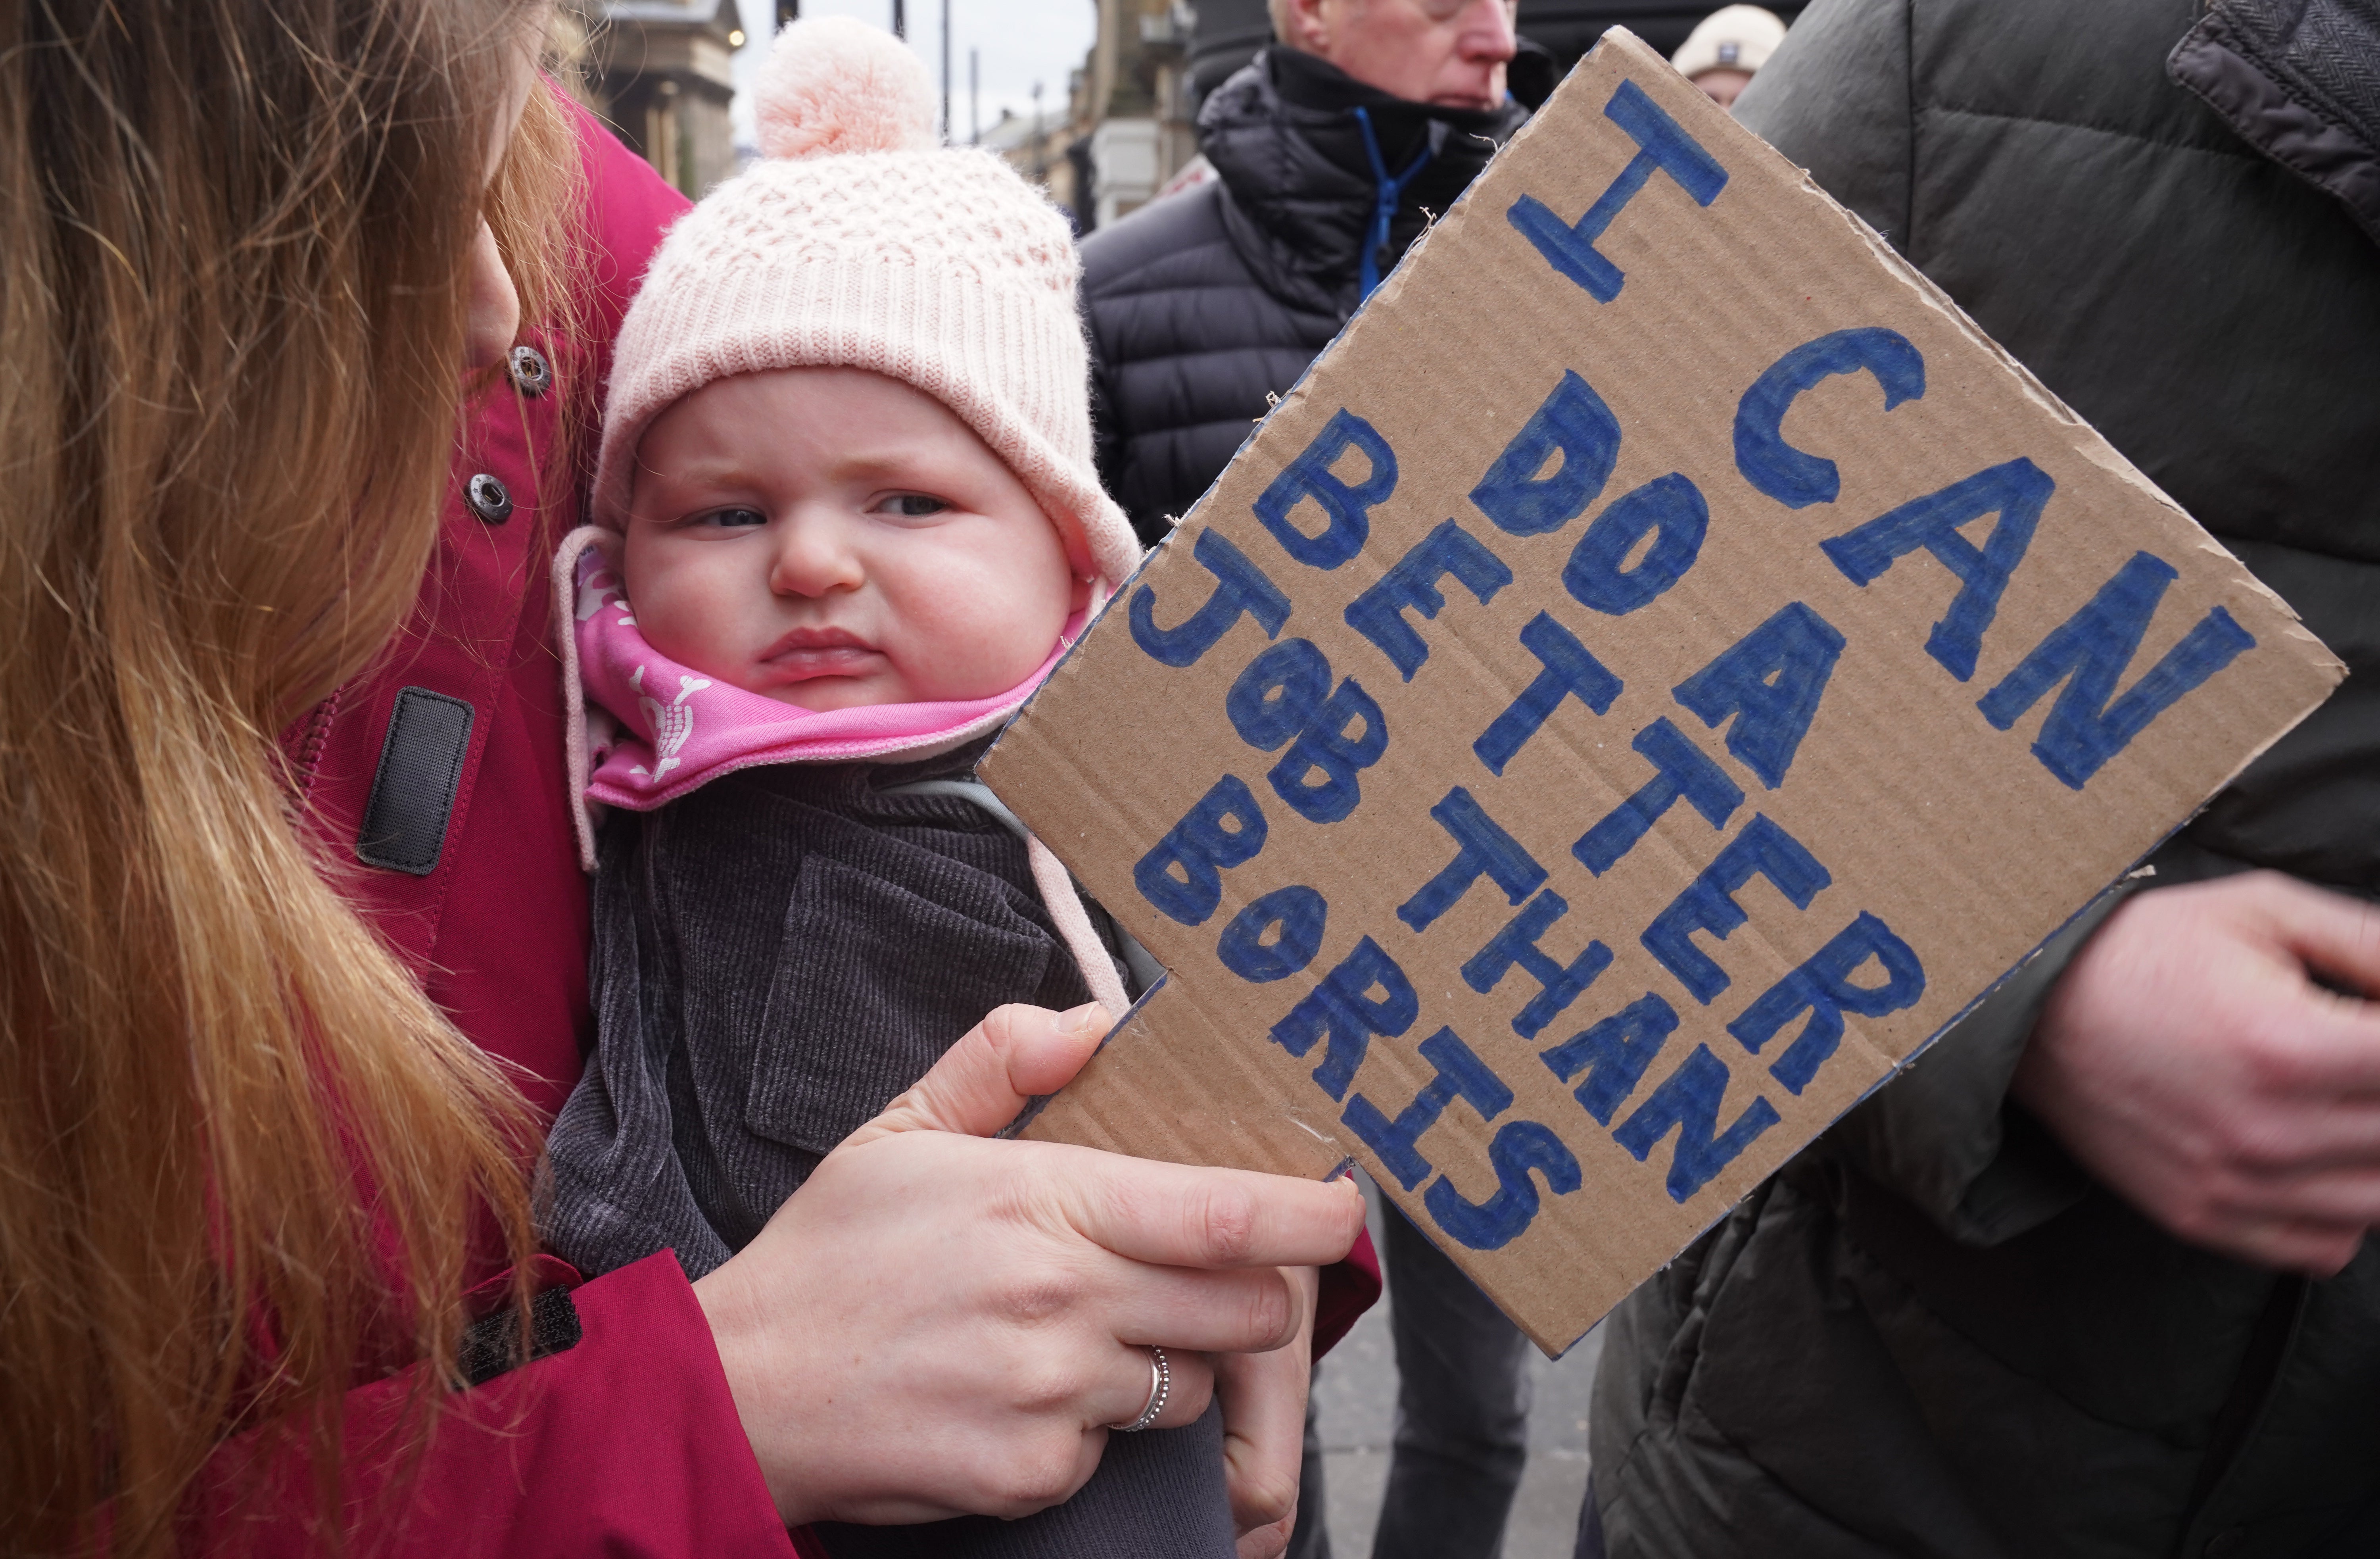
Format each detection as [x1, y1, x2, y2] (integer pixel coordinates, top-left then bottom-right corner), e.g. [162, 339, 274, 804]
[1064, 1002, 1106, 1038]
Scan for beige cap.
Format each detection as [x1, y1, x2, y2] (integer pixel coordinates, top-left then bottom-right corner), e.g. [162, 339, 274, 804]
[591, 16, 1141, 599]
[1671, 6, 1788, 80]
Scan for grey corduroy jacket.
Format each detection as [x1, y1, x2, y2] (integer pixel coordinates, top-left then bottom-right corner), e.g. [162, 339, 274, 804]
[542, 745, 1099, 1280]
[539, 750, 1250, 1559]
[1588, 2, 2380, 1557]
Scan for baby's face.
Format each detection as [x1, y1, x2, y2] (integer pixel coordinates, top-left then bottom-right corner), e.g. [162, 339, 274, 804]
[622, 367, 1082, 711]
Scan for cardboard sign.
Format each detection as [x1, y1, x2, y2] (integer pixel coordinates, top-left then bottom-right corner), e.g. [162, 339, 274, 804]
[983, 29, 2344, 1353]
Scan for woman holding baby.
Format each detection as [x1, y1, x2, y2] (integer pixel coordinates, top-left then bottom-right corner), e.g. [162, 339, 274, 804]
[0, 3, 1367, 1555]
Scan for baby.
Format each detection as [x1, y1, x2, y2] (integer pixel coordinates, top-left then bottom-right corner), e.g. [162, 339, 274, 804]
[541, 19, 1234, 1557]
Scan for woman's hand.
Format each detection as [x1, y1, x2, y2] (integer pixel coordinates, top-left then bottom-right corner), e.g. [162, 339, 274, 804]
[2014, 871, 2380, 1274]
[692, 1003, 1367, 1529]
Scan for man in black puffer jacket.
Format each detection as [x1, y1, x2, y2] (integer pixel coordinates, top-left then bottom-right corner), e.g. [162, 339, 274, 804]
[1581, 2, 2380, 1557]
[1081, 11, 1548, 1553]
[1081, 3, 1526, 546]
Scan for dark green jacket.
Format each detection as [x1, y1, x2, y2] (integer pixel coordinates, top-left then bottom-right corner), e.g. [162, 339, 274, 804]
[1589, 2, 2380, 1556]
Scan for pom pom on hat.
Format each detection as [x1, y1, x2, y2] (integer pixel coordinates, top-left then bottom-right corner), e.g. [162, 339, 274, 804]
[755, 15, 938, 159]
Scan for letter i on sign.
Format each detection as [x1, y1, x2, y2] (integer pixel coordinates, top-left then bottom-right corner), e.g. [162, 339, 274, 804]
[1507, 80, 1727, 301]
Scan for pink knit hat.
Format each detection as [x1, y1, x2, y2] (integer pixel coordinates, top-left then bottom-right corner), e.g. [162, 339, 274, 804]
[590, 15, 1141, 596]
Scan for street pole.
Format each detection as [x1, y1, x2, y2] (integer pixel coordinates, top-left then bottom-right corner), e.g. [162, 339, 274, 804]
[1031, 81, 1044, 181]
[940, 0, 951, 144]
[969, 47, 980, 145]
[891, 0, 904, 38]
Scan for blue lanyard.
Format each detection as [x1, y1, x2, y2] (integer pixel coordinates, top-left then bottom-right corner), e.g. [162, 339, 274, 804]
[1353, 106, 1435, 301]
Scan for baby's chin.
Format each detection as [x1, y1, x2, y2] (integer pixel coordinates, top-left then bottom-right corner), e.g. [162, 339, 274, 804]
[749, 676, 891, 713]
[747, 673, 1013, 713]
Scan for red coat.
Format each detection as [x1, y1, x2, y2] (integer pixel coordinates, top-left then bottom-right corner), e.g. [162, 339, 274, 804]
[206, 98, 1375, 1556]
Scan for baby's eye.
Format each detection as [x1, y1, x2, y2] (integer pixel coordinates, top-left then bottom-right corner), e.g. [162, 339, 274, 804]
[693, 507, 769, 529]
[877, 493, 950, 518]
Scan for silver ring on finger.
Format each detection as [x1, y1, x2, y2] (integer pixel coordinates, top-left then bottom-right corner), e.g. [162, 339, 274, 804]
[1110, 1345, 1170, 1433]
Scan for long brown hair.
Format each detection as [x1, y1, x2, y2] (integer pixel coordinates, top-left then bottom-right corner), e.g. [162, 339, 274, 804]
[0, 2, 578, 1551]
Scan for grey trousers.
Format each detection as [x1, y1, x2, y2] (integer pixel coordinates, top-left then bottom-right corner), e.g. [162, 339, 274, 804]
[1572, 1474, 1606, 1559]
[1287, 1202, 1536, 1559]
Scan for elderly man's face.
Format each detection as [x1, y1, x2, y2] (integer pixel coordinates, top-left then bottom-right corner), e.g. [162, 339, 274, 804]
[1286, 0, 1518, 110]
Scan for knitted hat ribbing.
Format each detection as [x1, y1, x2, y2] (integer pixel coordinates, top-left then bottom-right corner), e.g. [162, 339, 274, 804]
[591, 16, 1141, 596]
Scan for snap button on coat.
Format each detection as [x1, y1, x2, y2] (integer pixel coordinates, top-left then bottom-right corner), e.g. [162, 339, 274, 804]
[509, 343, 553, 396]
[466, 472, 512, 525]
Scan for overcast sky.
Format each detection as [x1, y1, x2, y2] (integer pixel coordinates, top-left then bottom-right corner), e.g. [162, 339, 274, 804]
[730, 0, 1100, 148]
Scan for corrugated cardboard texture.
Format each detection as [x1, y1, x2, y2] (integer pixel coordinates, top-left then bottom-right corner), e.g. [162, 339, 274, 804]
[983, 30, 2344, 1354]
